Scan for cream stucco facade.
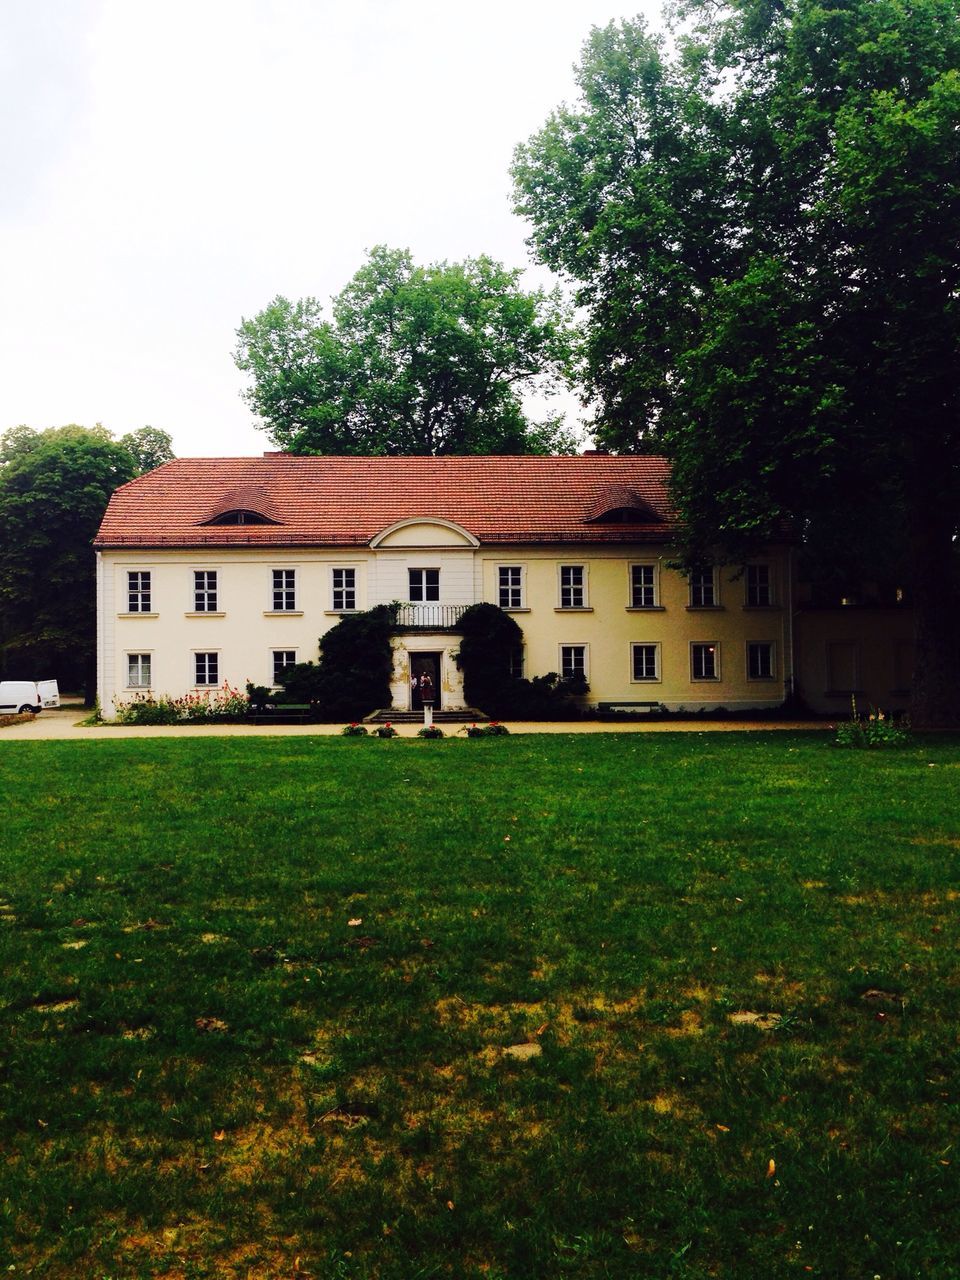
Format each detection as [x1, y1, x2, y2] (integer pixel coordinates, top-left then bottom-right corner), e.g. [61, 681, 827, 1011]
[96, 517, 795, 717]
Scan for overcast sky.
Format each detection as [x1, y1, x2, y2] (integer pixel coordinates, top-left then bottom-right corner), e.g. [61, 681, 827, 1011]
[1, 0, 661, 458]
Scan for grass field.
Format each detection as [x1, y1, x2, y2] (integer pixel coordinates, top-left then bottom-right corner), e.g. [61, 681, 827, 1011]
[1, 732, 958, 1279]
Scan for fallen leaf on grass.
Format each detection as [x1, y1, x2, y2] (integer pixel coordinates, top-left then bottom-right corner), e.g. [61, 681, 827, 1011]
[195, 1016, 228, 1034]
[716, 1124, 730, 1132]
[213, 1130, 226, 1142]
[347, 918, 362, 927]
[767, 1158, 776, 1178]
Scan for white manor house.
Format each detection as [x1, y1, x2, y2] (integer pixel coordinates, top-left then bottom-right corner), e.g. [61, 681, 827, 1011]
[94, 454, 914, 719]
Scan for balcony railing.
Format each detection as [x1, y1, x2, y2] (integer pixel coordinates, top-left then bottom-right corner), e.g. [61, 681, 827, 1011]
[393, 604, 469, 630]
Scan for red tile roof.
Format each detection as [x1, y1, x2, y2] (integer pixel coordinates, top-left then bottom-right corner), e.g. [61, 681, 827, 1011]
[94, 454, 678, 548]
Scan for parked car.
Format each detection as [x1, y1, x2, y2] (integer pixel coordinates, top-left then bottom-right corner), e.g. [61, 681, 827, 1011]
[0, 679, 60, 715]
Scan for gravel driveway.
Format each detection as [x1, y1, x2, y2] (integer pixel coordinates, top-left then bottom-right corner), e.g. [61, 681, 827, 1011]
[1, 707, 832, 741]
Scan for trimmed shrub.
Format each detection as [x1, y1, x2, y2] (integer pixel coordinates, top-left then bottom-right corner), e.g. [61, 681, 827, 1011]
[277, 605, 395, 720]
[455, 604, 588, 718]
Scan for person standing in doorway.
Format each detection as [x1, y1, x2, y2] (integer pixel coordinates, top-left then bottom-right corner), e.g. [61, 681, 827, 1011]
[419, 671, 434, 705]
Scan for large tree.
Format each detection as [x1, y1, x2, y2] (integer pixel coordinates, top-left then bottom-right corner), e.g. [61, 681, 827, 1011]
[513, 1, 960, 726]
[118, 425, 175, 474]
[234, 245, 575, 455]
[0, 426, 142, 694]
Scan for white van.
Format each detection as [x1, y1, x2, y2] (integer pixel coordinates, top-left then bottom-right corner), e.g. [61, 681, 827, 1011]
[0, 679, 60, 715]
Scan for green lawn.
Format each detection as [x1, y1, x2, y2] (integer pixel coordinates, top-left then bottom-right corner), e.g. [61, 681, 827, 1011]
[1, 733, 958, 1279]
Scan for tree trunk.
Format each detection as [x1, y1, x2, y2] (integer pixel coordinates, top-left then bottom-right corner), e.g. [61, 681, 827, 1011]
[908, 503, 960, 729]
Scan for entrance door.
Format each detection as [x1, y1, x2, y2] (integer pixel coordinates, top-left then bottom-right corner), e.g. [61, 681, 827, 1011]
[411, 652, 441, 710]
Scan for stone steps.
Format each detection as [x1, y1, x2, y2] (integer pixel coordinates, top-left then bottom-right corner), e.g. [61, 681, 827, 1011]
[364, 708, 488, 725]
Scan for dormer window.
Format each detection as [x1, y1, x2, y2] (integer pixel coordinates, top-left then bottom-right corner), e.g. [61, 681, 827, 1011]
[592, 506, 654, 524]
[198, 484, 282, 527]
[205, 509, 276, 526]
[584, 485, 664, 525]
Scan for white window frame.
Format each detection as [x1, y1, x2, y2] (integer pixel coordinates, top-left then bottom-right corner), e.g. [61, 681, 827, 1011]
[409, 568, 440, 603]
[498, 565, 525, 610]
[629, 562, 659, 609]
[631, 642, 661, 683]
[560, 643, 588, 682]
[691, 642, 720, 681]
[127, 570, 152, 613]
[193, 569, 218, 613]
[689, 566, 718, 608]
[272, 568, 297, 612]
[194, 651, 220, 687]
[745, 564, 773, 608]
[746, 641, 776, 680]
[272, 649, 297, 685]
[559, 564, 587, 609]
[331, 566, 357, 612]
[126, 652, 152, 688]
[508, 644, 525, 679]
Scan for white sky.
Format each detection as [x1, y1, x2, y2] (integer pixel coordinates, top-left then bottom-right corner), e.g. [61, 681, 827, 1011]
[0, 0, 661, 458]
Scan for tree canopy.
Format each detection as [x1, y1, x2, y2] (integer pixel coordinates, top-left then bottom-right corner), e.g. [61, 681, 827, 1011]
[513, 1, 960, 725]
[0, 425, 170, 693]
[118, 425, 175, 474]
[234, 245, 575, 456]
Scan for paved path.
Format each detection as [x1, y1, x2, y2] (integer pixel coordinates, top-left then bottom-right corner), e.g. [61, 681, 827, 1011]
[1, 707, 834, 741]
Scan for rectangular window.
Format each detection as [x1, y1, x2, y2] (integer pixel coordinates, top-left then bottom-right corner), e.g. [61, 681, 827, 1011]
[332, 567, 356, 611]
[272, 569, 296, 611]
[827, 642, 859, 693]
[409, 568, 439, 602]
[691, 642, 719, 680]
[747, 641, 774, 680]
[193, 570, 218, 612]
[630, 563, 656, 608]
[127, 653, 151, 687]
[632, 643, 659, 681]
[689, 567, 716, 607]
[746, 564, 772, 607]
[560, 565, 585, 608]
[498, 566, 523, 609]
[272, 650, 296, 684]
[195, 652, 219, 686]
[127, 571, 151, 613]
[560, 644, 587, 681]
[509, 646, 524, 679]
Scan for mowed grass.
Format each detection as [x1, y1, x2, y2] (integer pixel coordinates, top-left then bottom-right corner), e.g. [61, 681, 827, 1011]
[1, 733, 959, 1280]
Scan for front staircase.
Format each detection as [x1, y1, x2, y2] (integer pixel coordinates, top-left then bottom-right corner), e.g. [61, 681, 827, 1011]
[364, 707, 488, 725]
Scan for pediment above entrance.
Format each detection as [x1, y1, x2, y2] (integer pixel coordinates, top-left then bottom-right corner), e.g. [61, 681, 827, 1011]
[370, 517, 480, 549]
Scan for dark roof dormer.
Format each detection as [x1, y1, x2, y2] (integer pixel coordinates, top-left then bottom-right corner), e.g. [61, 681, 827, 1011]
[584, 484, 664, 525]
[198, 484, 282, 527]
